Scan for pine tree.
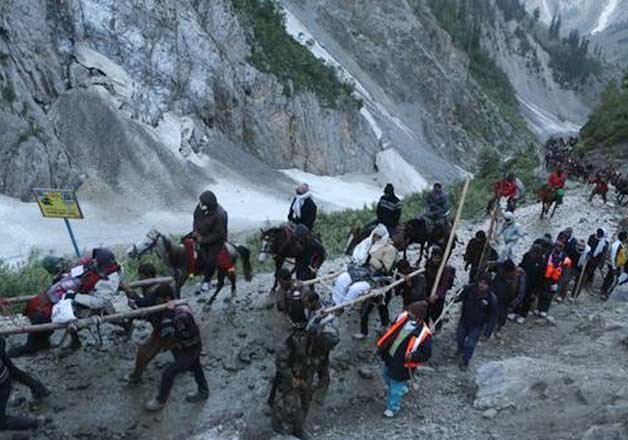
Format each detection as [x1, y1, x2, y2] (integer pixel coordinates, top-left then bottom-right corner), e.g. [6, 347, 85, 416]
[533, 7, 540, 22]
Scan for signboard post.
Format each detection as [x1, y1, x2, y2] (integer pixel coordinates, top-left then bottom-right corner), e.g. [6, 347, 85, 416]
[33, 188, 84, 258]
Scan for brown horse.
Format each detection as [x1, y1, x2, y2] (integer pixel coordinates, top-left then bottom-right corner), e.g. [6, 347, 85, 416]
[345, 218, 454, 264]
[536, 185, 559, 219]
[258, 226, 326, 290]
[128, 228, 253, 303]
[611, 171, 628, 206]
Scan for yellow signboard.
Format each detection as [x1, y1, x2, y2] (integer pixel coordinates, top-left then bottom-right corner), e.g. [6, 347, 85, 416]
[33, 188, 84, 219]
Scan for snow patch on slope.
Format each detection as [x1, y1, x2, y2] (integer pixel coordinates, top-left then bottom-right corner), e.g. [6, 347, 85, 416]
[375, 149, 429, 195]
[517, 95, 581, 136]
[592, 0, 620, 34]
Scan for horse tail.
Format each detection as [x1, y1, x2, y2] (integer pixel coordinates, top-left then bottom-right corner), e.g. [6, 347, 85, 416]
[237, 245, 254, 281]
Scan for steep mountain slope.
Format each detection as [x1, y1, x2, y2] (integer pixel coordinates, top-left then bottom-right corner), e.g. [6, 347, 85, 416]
[524, 0, 628, 35]
[281, 0, 538, 170]
[525, 0, 628, 65]
[0, 0, 378, 206]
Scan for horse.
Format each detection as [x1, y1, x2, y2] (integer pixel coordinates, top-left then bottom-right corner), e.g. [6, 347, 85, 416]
[345, 218, 455, 264]
[536, 185, 559, 219]
[258, 225, 326, 290]
[128, 228, 253, 303]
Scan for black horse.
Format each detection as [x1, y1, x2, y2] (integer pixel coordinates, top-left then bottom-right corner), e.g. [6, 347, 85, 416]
[258, 226, 326, 290]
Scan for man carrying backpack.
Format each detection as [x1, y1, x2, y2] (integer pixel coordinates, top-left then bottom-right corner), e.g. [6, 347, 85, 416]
[145, 302, 208, 411]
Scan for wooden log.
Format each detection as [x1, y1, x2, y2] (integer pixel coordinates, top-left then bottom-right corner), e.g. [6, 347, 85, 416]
[0, 276, 174, 305]
[125, 276, 174, 289]
[428, 179, 470, 302]
[0, 299, 188, 336]
[297, 272, 341, 287]
[321, 269, 425, 314]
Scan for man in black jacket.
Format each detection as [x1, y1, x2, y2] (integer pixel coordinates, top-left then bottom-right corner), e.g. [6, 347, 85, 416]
[585, 228, 609, 288]
[455, 274, 497, 370]
[145, 303, 208, 411]
[516, 244, 545, 322]
[0, 337, 48, 431]
[377, 301, 432, 418]
[193, 191, 228, 295]
[288, 183, 317, 231]
[491, 259, 525, 335]
[376, 184, 402, 235]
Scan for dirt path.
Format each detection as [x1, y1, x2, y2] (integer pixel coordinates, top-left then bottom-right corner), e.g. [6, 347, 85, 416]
[3, 183, 626, 440]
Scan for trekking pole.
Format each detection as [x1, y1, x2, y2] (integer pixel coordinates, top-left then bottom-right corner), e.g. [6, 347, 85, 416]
[429, 288, 464, 332]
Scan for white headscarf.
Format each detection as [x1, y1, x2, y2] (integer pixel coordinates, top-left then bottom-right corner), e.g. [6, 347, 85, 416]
[352, 224, 390, 265]
[593, 232, 608, 258]
[291, 191, 311, 219]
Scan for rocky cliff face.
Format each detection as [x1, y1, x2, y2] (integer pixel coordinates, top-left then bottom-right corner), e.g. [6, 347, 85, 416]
[0, 0, 377, 202]
[0, 0, 616, 206]
[282, 0, 536, 174]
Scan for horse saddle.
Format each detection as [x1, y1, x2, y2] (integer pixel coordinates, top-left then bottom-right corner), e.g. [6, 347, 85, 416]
[183, 239, 234, 275]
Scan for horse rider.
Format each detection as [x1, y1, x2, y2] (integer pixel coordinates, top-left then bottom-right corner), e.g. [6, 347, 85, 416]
[193, 190, 228, 296]
[376, 183, 402, 236]
[491, 173, 524, 213]
[423, 182, 450, 232]
[288, 183, 317, 231]
[548, 168, 566, 205]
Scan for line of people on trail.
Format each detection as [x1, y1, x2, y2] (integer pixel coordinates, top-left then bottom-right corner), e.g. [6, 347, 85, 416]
[5, 177, 627, 437]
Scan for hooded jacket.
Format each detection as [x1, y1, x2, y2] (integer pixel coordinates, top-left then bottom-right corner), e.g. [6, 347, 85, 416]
[194, 191, 228, 249]
[377, 193, 402, 229]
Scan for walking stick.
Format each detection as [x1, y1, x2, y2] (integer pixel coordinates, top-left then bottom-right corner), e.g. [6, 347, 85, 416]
[477, 203, 499, 276]
[428, 180, 470, 316]
[573, 259, 589, 302]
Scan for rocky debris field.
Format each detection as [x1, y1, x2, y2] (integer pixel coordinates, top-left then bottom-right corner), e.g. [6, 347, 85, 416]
[2, 184, 628, 440]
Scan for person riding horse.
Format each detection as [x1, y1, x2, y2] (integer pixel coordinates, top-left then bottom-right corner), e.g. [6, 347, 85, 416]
[288, 183, 317, 231]
[423, 182, 450, 232]
[377, 184, 402, 236]
[548, 168, 566, 205]
[193, 191, 228, 296]
[489, 173, 525, 213]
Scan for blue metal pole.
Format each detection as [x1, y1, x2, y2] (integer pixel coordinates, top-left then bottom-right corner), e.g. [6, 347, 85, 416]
[64, 218, 81, 258]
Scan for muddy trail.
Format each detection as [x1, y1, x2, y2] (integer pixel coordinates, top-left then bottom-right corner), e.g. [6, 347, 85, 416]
[3, 183, 628, 440]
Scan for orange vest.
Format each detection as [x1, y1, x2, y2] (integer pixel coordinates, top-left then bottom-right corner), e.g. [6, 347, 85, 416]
[377, 312, 432, 368]
[404, 325, 433, 368]
[545, 254, 572, 282]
